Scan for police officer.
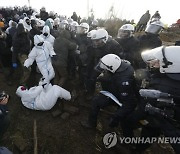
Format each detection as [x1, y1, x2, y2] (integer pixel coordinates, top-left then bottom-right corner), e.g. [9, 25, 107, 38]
[137, 20, 164, 68]
[85, 29, 124, 97]
[74, 22, 90, 88]
[115, 24, 140, 69]
[81, 54, 137, 128]
[125, 46, 180, 153]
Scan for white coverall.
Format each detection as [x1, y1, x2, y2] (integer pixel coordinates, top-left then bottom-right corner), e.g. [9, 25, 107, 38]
[40, 25, 55, 47]
[16, 84, 71, 110]
[24, 35, 56, 83]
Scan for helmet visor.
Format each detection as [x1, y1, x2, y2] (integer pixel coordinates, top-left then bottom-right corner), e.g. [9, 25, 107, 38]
[145, 24, 162, 34]
[146, 59, 160, 68]
[94, 60, 107, 72]
[92, 39, 105, 48]
[77, 26, 87, 34]
[117, 30, 130, 38]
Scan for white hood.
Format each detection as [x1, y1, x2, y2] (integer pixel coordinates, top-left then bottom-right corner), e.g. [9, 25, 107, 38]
[42, 25, 50, 37]
[16, 86, 28, 97]
[23, 17, 32, 31]
[16, 85, 43, 104]
[8, 20, 13, 27]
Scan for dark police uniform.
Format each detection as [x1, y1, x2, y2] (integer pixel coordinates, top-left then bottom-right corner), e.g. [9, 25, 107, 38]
[125, 72, 180, 153]
[87, 60, 137, 127]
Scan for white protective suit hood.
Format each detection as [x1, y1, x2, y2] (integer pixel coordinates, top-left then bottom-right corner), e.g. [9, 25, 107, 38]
[34, 35, 44, 48]
[16, 86, 41, 103]
[141, 46, 180, 73]
[23, 17, 32, 31]
[16, 86, 27, 97]
[8, 20, 13, 27]
[42, 25, 50, 37]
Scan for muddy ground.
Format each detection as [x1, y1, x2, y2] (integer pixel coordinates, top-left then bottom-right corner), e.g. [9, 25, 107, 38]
[0, 32, 179, 154]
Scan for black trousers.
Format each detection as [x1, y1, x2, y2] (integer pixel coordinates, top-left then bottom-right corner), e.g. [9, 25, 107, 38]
[88, 94, 136, 127]
[0, 115, 10, 141]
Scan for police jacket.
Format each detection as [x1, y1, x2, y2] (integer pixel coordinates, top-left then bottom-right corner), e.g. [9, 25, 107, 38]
[98, 60, 137, 105]
[147, 72, 180, 121]
[115, 36, 140, 66]
[12, 26, 30, 62]
[149, 72, 180, 96]
[88, 37, 124, 68]
[138, 33, 162, 52]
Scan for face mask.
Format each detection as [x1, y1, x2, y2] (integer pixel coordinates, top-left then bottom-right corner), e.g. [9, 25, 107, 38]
[26, 20, 31, 25]
[54, 25, 58, 29]
[37, 42, 44, 46]
[43, 33, 48, 37]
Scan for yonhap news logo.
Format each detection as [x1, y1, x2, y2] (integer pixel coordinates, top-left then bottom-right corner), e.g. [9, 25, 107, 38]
[103, 132, 180, 148]
[103, 132, 118, 148]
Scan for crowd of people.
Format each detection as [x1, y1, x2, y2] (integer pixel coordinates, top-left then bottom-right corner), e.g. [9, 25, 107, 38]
[0, 6, 180, 153]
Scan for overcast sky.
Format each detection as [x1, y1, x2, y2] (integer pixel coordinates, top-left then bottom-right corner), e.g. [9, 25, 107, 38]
[1, 0, 180, 25]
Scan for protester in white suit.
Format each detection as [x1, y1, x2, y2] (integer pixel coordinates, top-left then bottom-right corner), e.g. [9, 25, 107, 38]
[24, 35, 56, 83]
[23, 17, 32, 32]
[16, 81, 71, 110]
[40, 25, 55, 47]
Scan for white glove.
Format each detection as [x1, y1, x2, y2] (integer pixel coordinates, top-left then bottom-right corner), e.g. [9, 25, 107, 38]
[75, 50, 80, 55]
[24, 59, 29, 68]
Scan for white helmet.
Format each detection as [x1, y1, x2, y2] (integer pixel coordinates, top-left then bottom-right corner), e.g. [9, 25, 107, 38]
[91, 28, 108, 42]
[145, 20, 164, 34]
[70, 21, 79, 31]
[120, 24, 134, 31]
[141, 46, 180, 73]
[87, 29, 97, 38]
[117, 24, 134, 38]
[96, 54, 121, 73]
[77, 22, 89, 34]
[60, 20, 68, 29]
[91, 29, 108, 47]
